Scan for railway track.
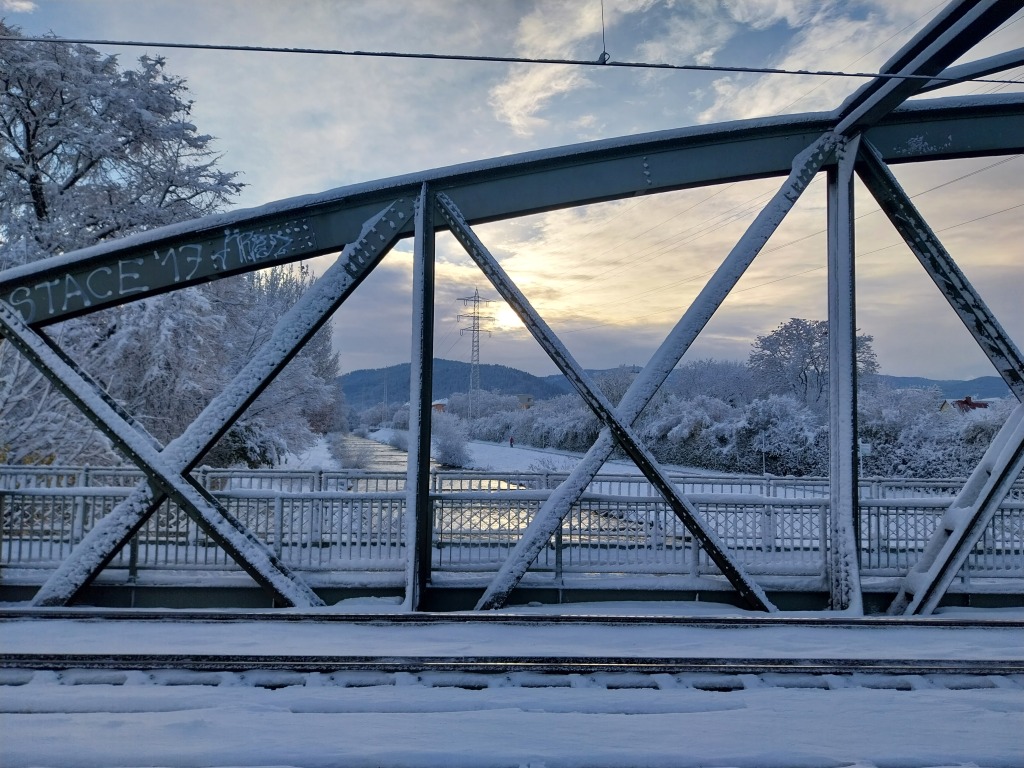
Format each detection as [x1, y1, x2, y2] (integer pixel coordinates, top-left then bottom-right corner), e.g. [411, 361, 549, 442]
[3, 653, 1021, 696]
[5, 610, 1021, 689]
[4, 607, 1024, 629]
[3, 652, 1022, 677]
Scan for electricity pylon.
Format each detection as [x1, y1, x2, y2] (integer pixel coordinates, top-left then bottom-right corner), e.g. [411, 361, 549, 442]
[458, 288, 494, 418]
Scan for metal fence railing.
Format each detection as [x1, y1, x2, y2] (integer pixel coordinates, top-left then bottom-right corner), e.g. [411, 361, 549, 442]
[2, 467, 1022, 585]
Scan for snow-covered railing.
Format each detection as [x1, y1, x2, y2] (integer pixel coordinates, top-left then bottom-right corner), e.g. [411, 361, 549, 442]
[2, 468, 1022, 585]
[3, 466, 1022, 498]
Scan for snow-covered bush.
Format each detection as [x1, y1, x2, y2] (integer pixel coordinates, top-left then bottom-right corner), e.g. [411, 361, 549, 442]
[447, 390, 521, 420]
[431, 412, 469, 468]
[641, 395, 739, 470]
[738, 396, 828, 476]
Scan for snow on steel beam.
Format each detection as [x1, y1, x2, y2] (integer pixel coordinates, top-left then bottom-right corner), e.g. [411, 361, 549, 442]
[30, 201, 412, 607]
[474, 133, 839, 611]
[856, 141, 1024, 402]
[0, 301, 322, 608]
[1, 99, 1022, 327]
[826, 136, 864, 614]
[889, 403, 1024, 615]
[918, 47, 1024, 93]
[835, 1, 1017, 135]
[436, 193, 776, 613]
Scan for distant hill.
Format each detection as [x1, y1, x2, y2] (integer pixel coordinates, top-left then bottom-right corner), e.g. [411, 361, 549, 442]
[339, 359, 568, 411]
[340, 361, 1012, 411]
[874, 375, 1009, 400]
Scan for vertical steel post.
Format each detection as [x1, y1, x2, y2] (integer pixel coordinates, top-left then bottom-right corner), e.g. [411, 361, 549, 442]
[826, 135, 863, 613]
[405, 185, 436, 610]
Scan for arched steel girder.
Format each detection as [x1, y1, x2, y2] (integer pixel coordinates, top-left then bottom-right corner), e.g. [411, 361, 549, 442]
[2, 96, 1023, 329]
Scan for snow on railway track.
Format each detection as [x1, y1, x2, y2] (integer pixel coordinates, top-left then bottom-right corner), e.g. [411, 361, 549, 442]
[3, 608, 1023, 767]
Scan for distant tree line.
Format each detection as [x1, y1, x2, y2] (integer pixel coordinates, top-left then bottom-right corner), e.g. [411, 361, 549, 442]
[354, 318, 1011, 477]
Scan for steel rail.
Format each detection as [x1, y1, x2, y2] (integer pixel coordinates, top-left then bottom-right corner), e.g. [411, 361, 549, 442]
[2, 653, 1021, 677]
[2, 609, 1022, 630]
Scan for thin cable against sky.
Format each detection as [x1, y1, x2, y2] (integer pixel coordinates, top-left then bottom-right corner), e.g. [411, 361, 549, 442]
[2, 34, 1023, 87]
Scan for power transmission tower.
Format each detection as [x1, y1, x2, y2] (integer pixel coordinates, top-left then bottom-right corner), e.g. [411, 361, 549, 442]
[458, 288, 494, 418]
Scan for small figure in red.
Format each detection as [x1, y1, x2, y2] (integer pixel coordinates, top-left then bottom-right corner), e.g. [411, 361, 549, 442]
[509, 436, 515, 448]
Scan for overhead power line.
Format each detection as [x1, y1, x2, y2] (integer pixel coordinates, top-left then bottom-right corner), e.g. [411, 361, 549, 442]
[2, 34, 1023, 86]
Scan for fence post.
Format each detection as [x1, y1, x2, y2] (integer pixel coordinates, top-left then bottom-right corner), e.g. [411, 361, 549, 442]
[0, 491, 6, 566]
[762, 505, 776, 552]
[554, 523, 563, 581]
[311, 470, 324, 544]
[818, 504, 829, 578]
[72, 468, 87, 544]
[273, 496, 284, 558]
[128, 534, 139, 583]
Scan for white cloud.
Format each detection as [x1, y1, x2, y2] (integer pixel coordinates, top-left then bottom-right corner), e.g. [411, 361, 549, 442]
[1, 0, 37, 11]
[489, 65, 590, 136]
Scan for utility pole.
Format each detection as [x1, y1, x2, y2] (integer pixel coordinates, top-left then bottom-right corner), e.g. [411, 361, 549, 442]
[458, 288, 494, 419]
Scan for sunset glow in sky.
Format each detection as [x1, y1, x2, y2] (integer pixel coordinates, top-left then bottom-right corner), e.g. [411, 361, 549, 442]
[5, 0, 1023, 379]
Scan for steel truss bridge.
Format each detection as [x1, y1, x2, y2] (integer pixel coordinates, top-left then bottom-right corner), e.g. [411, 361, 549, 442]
[2, 0, 1023, 614]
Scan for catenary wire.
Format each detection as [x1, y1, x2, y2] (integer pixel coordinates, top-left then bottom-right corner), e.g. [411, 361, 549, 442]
[2, 34, 1023, 87]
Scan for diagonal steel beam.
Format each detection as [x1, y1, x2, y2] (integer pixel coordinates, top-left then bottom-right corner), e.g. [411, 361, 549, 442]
[472, 132, 838, 610]
[0, 300, 322, 607]
[437, 193, 776, 613]
[835, 0, 1018, 135]
[856, 141, 1024, 402]
[29, 200, 413, 607]
[889, 403, 1024, 615]
[919, 47, 1024, 93]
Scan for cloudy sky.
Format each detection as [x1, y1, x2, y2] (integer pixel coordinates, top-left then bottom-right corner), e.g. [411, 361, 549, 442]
[5, 1, 1023, 381]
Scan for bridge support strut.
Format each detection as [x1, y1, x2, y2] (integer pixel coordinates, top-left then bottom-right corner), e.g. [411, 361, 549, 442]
[826, 135, 864, 613]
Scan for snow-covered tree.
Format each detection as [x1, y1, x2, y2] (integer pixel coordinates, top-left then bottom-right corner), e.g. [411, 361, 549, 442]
[857, 387, 1011, 478]
[447, 389, 520, 421]
[0, 23, 242, 268]
[748, 318, 878, 406]
[0, 338, 112, 464]
[596, 365, 639, 406]
[668, 358, 758, 405]
[0, 25, 245, 464]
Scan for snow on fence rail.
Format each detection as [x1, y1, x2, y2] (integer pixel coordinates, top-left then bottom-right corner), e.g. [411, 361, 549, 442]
[1, 467, 1022, 584]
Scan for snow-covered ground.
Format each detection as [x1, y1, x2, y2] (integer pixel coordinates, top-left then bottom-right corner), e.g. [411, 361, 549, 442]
[278, 437, 342, 471]
[2, 601, 1023, 767]
[363, 429, 668, 474]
